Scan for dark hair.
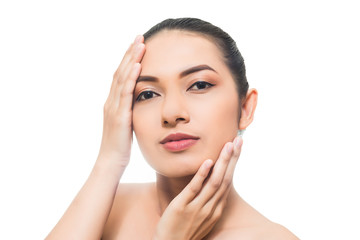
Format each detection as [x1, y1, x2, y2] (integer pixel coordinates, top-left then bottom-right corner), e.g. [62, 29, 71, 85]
[143, 18, 249, 102]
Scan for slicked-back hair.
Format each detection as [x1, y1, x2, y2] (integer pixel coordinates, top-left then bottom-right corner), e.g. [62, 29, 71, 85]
[143, 18, 249, 102]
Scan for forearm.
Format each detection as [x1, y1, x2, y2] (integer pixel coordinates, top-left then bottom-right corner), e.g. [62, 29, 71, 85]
[46, 156, 126, 240]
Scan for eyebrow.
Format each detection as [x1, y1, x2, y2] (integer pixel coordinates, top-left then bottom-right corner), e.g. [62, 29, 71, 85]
[136, 64, 217, 83]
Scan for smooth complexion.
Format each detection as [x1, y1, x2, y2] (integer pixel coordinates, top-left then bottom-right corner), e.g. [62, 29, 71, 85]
[128, 31, 297, 239]
[47, 31, 298, 239]
[133, 30, 242, 178]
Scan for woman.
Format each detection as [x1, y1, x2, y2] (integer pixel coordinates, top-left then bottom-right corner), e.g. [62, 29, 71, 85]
[47, 18, 298, 239]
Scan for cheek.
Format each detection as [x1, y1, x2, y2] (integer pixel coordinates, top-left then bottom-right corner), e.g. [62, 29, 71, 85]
[192, 91, 240, 160]
[133, 106, 155, 137]
[133, 105, 157, 134]
[133, 104, 161, 164]
[132, 86, 240, 177]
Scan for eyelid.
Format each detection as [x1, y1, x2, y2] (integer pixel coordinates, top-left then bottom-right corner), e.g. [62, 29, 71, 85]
[135, 90, 160, 102]
[187, 80, 215, 91]
[135, 79, 214, 102]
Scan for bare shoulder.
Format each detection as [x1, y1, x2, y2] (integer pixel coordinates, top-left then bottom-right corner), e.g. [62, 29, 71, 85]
[109, 182, 154, 209]
[258, 222, 299, 240]
[111, 182, 155, 212]
[216, 222, 299, 240]
[115, 182, 154, 198]
[102, 182, 156, 239]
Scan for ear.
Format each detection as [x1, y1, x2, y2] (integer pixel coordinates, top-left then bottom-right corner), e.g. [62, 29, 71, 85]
[239, 88, 258, 130]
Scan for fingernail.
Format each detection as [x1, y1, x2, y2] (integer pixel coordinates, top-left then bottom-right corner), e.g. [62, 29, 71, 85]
[235, 136, 242, 148]
[136, 43, 144, 52]
[226, 143, 233, 154]
[204, 159, 213, 169]
[134, 35, 142, 43]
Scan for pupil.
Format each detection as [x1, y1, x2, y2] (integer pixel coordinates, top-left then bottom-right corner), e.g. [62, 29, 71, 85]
[144, 92, 153, 99]
[197, 82, 206, 89]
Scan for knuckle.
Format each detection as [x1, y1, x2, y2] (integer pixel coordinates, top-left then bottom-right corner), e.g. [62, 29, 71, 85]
[213, 207, 223, 219]
[103, 102, 112, 114]
[224, 155, 231, 164]
[222, 176, 232, 186]
[210, 178, 221, 189]
[113, 71, 118, 80]
[198, 208, 209, 220]
[199, 167, 209, 178]
[173, 205, 185, 215]
[202, 204, 212, 215]
[113, 70, 124, 83]
[103, 103, 109, 112]
[113, 68, 123, 81]
[120, 88, 130, 98]
[128, 52, 136, 62]
[189, 183, 200, 195]
[117, 75, 124, 84]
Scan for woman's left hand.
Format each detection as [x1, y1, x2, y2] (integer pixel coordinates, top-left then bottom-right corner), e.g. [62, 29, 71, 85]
[153, 136, 243, 240]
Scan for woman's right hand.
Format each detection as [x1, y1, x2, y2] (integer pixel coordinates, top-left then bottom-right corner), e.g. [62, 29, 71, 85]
[153, 136, 243, 240]
[98, 35, 145, 167]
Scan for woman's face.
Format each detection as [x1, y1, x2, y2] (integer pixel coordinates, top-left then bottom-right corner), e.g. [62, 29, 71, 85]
[133, 30, 241, 177]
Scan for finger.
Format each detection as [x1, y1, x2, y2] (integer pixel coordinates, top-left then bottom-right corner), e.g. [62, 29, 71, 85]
[120, 42, 145, 83]
[192, 197, 226, 240]
[107, 35, 143, 104]
[203, 176, 232, 216]
[115, 35, 143, 80]
[117, 62, 142, 113]
[223, 136, 243, 185]
[205, 136, 243, 205]
[179, 159, 214, 204]
[109, 41, 145, 109]
[191, 141, 234, 206]
[117, 36, 144, 81]
[107, 44, 136, 105]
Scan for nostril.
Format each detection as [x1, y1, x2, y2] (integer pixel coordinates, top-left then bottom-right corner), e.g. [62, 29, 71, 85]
[176, 117, 185, 122]
[162, 116, 189, 126]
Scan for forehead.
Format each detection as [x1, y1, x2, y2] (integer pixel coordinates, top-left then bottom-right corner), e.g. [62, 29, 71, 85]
[141, 30, 226, 77]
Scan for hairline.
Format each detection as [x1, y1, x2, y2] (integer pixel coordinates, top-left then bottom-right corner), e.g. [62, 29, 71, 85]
[144, 28, 244, 104]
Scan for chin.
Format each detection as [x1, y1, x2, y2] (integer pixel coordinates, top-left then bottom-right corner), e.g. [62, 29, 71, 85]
[156, 170, 197, 179]
[147, 154, 205, 178]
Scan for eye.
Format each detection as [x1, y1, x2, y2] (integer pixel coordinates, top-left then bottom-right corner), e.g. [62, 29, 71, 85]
[188, 81, 214, 91]
[136, 91, 159, 102]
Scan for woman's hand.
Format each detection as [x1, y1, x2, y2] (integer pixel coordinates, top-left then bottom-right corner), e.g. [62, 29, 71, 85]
[98, 35, 145, 166]
[46, 36, 146, 240]
[154, 136, 243, 240]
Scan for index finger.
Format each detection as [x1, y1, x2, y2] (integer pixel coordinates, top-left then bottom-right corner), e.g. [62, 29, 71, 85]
[191, 141, 234, 206]
[107, 35, 144, 104]
[178, 159, 214, 204]
[114, 35, 144, 81]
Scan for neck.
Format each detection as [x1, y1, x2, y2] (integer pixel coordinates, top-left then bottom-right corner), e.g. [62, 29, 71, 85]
[154, 174, 244, 238]
[155, 173, 194, 214]
[155, 173, 240, 218]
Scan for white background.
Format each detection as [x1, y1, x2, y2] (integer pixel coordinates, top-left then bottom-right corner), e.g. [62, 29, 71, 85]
[1, 0, 359, 239]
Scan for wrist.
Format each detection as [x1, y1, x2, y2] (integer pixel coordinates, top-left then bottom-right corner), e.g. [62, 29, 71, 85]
[94, 154, 128, 178]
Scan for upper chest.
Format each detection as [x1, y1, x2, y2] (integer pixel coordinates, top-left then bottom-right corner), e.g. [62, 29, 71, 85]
[102, 184, 160, 239]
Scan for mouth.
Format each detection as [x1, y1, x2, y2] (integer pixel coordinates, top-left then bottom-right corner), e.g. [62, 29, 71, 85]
[160, 133, 200, 152]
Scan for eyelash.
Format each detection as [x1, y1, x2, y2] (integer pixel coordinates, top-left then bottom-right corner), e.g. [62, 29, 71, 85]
[135, 81, 214, 102]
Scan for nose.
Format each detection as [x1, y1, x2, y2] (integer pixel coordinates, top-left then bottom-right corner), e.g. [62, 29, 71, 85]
[161, 93, 190, 127]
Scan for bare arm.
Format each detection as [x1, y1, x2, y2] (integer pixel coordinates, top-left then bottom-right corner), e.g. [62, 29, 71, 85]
[46, 35, 146, 239]
[46, 158, 126, 240]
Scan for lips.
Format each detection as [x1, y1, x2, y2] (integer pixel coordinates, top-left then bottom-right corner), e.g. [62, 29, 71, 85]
[160, 133, 199, 144]
[160, 133, 200, 152]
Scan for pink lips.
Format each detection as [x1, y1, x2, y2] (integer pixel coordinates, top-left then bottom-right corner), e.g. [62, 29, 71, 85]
[160, 133, 200, 152]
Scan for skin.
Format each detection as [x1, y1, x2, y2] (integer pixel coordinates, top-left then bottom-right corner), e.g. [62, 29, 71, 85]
[46, 31, 299, 240]
[133, 30, 241, 178]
